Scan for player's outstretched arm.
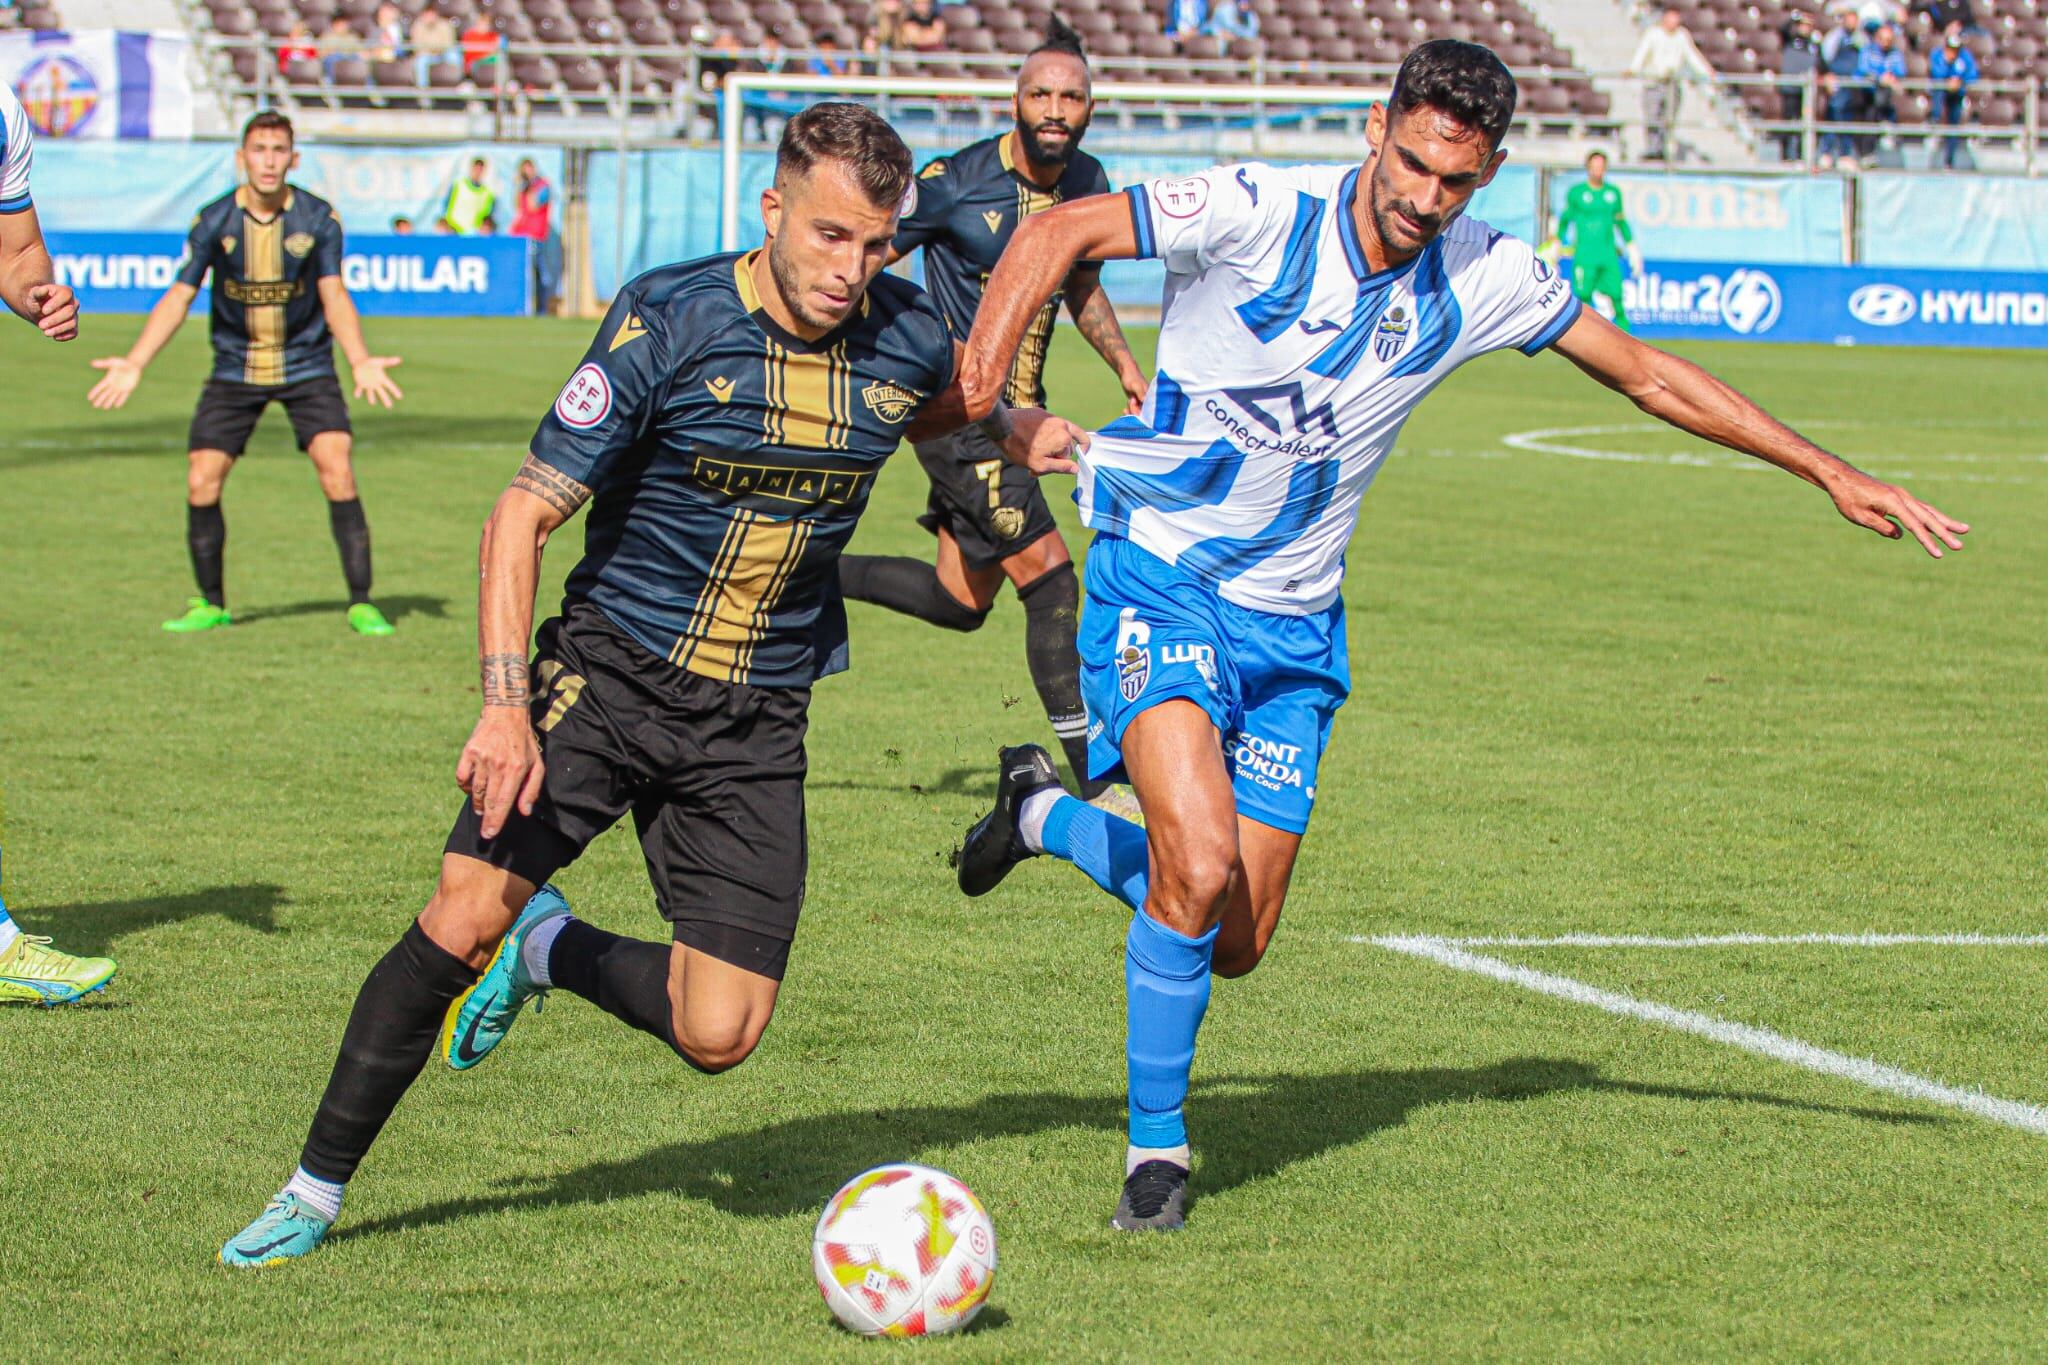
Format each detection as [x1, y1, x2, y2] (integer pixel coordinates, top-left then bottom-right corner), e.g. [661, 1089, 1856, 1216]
[1552, 310, 1969, 558]
[0, 204, 77, 341]
[1064, 266, 1147, 415]
[457, 455, 591, 838]
[317, 276, 403, 408]
[87, 283, 198, 409]
[959, 194, 1139, 422]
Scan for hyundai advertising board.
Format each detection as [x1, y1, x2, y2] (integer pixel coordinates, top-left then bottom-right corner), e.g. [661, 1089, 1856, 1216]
[1574, 259, 2048, 350]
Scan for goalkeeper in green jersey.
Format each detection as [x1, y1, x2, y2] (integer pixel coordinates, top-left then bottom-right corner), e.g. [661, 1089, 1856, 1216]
[1549, 151, 1642, 332]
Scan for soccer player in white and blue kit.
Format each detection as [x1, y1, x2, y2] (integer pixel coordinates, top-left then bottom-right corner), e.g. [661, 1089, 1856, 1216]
[0, 83, 116, 1004]
[951, 40, 1968, 1230]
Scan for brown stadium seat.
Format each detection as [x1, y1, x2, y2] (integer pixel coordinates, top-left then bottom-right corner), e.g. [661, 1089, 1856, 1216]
[427, 60, 470, 87]
[284, 56, 326, 85]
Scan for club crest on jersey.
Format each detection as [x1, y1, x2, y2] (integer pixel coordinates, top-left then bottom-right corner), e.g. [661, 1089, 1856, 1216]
[1117, 644, 1150, 701]
[1374, 305, 1412, 362]
[861, 380, 921, 424]
[990, 506, 1027, 540]
[221, 235, 237, 255]
[284, 232, 316, 259]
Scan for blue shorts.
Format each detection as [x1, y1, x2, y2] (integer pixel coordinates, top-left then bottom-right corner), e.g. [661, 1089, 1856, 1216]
[1078, 534, 1350, 835]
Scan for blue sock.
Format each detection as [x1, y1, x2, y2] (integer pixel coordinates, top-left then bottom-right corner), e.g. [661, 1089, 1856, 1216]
[1041, 796, 1150, 911]
[1124, 910, 1217, 1150]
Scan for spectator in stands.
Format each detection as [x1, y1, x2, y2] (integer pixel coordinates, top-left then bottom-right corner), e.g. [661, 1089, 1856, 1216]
[899, 0, 946, 53]
[443, 158, 495, 235]
[862, 0, 903, 54]
[808, 37, 851, 76]
[1929, 20, 1977, 168]
[1203, 0, 1259, 47]
[1913, 0, 1980, 36]
[412, 4, 458, 85]
[368, 2, 406, 62]
[1854, 22, 1906, 159]
[279, 19, 318, 75]
[1167, 0, 1207, 53]
[460, 13, 502, 78]
[319, 16, 364, 79]
[391, 215, 415, 234]
[1819, 6, 1865, 168]
[1628, 7, 1712, 161]
[1778, 12, 1820, 163]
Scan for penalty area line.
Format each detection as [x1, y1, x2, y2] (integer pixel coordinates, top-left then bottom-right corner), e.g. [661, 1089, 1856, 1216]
[1367, 935, 2048, 1138]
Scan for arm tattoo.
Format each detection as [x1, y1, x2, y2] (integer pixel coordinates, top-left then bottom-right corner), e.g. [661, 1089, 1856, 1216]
[481, 652, 531, 708]
[1070, 278, 1135, 373]
[511, 454, 593, 519]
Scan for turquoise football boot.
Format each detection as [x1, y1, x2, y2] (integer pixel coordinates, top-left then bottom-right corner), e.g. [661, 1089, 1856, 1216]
[219, 1193, 332, 1268]
[440, 884, 571, 1071]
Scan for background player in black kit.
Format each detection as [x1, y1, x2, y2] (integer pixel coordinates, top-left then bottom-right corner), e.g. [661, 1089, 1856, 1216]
[838, 19, 1147, 812]
[88, 111, 406, 637]
[217, 103, 1087, 1267]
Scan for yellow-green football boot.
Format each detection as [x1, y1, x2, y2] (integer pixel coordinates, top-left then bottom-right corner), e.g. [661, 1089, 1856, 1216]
[0, 933, 117, 1005]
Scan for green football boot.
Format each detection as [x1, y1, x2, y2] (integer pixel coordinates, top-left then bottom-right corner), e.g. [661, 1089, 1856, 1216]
[441, 884, 571, 1070]
[346, 602, 395, 637]
[162, 597, 231, 633]
[219, 1193, 332, 1268]
[0, 933, 117, 1005]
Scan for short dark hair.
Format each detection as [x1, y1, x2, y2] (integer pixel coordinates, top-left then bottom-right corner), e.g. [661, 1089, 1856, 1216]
[241, 109, 294, 146]
[1032, 14, 1087, 60]
[1387, 39, 1517, 151]
[775, 101, 912, 209]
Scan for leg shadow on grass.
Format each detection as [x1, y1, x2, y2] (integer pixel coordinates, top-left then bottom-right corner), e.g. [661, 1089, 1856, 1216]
[340, 1056, 1940, 1244]
[234, 594, 449, 626]
[20, 883, 289, 957]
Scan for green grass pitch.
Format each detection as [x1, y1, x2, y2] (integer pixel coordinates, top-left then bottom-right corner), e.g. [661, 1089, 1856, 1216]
[1, 311, 2044, 1358]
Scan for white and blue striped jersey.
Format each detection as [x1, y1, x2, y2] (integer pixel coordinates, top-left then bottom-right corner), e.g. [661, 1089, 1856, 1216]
[0, 84, 33, 214]
[1082, 162, 1581, 615]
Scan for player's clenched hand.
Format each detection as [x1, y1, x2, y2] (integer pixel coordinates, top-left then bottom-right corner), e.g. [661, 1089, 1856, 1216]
[30, 284, 78, 342]
[1827, 470, 1970, 558]
[352, 356, 404, 408]
[87, 356, 142, 409]
[456, 707, 544, 839]
[1003, 407, 1088, 477]
[1118, 368, 1148, 417]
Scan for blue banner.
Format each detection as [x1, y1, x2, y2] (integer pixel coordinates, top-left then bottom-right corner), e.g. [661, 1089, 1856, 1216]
[1592, 258, 2048, 349]
[1860, 174, 2048, 272]
[47, 232, 532, 315]
[1552, 173, 1846, 265]
[29, 141, 564, 237]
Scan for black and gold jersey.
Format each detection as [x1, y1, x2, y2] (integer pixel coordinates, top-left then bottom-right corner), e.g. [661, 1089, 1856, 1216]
[892, 133, 1111, 408]
[530, 251, 958, 688]
[175, 185, 344, 387]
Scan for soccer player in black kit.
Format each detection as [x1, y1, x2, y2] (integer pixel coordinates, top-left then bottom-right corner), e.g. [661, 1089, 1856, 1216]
[838, 19, 1148, 814]
[217, 103, 1087, 1267]
[88, 111, 406, 637]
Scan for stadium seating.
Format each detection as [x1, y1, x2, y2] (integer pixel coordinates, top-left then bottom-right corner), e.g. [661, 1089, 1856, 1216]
[182, 0, 1613, 128]
[1652, 0, 2037, 132]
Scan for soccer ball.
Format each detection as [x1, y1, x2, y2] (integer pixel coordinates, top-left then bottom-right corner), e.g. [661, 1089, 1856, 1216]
[812, 1163, 997, 1337]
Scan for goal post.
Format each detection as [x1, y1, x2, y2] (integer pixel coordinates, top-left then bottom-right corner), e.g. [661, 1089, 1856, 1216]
[717, 72, 1391, 252]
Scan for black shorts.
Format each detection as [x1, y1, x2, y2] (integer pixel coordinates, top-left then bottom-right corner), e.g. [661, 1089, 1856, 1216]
[188, 374, 351, 456]
[913, 424, 1061, 570]
[445, 604, 810, 981]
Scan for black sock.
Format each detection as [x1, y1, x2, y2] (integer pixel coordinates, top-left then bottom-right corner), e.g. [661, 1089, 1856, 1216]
[187, 502, 226, 609]
[1018, 562, 1105, 799]
[298, 921, 479, 1184]
[548, 919, 692, 1059]
[328, 497, 373, 605]
[838, 554, 989, 632]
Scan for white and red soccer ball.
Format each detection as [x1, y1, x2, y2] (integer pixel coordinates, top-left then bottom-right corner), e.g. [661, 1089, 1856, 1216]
[812, 1163, 997, 1337]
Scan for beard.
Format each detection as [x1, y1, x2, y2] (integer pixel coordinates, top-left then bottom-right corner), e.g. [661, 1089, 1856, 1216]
[766, 232, 849, 330]
[1015, 114, 1087, 168]
[1367, 158, 1448, 256]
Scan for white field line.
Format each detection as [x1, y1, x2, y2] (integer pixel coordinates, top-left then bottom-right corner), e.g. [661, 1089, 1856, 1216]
[1355, 932, 2048, 950]
[1369, 935, 2048, 1138]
